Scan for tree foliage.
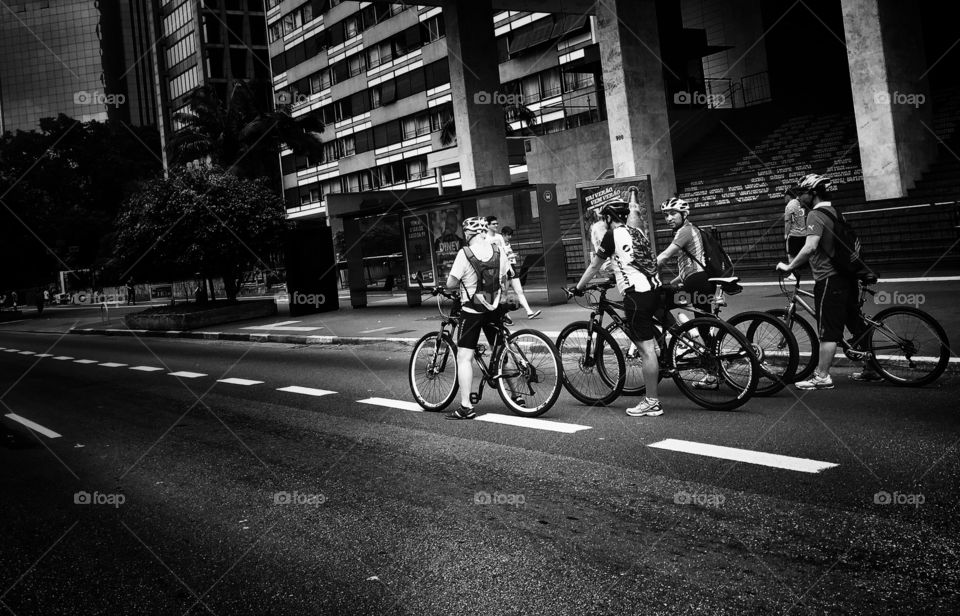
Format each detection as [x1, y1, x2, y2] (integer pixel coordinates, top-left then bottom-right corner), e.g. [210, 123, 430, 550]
[114, 168, 289, 300]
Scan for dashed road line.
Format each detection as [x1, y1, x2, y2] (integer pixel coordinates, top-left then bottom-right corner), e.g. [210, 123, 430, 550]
[648, 438, 838, 473]
[73, 359, 98, 364]
[4, 349, 20, 353]
[476, 413, 593, 433]
[99, 362, 128, 368]
[358, 397, 423, 412]
[18, 351, 35, 355]
[4, 413, 61, 438]
[35, 353, 54, 357]
[130, 366, 165, 372]
[277, 385, 336, 397]
[53, 356, 74, 360]
[218, 378, 264, 386]
[169, 371, 206, 379]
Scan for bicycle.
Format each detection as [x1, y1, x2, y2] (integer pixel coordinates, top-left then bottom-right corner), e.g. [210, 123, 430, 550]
[556, 280, 761, 411]
[769, 273, 950, 386]
[408, 286, 563, 417]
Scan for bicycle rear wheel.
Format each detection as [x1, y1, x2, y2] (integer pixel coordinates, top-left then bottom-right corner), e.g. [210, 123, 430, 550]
[768, 308, 818, 382]
[556, 322, 625, 406]
[669, 317, 759, 411]
[606, 322, 664, 396]
[497, 329, 562, 417]
[728, 311, 798, 396]
[867, 307, 950, 386]
[409, 332, 459, 411]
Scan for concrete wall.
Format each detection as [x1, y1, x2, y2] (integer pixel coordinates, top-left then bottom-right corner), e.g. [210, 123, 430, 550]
[525, 121, 612, 204]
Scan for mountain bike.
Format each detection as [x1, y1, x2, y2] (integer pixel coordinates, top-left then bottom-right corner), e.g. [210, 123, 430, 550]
[769, 273, 950, 386]
[408, 286, 562, 417]
[557, 280, 761, 411]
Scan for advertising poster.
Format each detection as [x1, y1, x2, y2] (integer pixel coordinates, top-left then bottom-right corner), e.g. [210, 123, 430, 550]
[402, 214, 435, 285]
[428, 205, 464, 282]
[575, 175, 657, 262]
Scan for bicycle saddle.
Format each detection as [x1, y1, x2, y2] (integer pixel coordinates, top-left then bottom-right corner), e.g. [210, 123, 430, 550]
[708, 276, 739, 284]
[709, 276, 742, 295]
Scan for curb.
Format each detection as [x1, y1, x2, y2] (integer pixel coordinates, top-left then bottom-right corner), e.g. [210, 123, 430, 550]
[68, 327, 420, 347]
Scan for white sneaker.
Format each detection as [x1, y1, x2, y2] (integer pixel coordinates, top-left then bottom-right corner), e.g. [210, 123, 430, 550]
[796, 372, 834, 390]
[693, 375, 719, 390]
[626, 398, 663, 417]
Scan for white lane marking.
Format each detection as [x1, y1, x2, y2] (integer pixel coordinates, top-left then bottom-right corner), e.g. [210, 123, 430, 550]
[359, 327, 392, 334]
[130, 366, 165, 372]
[4, 349, 20, 352]
[476, 413, 592, 433]
[240, 320, 323, 332]
[358, 397, 423, 412]
[74, 359, 98, 364]
[35, 353, 54, 357]
[169, 371, 206, 378]
[649, 438, 838, 474]
[99, 362, 128, 368]
[218, 378, 264, 386]
[53, 356, 74, 361]
[18, 351, 36, 355]
[4, 413, 61, 439]
[277, 385, 336, 397]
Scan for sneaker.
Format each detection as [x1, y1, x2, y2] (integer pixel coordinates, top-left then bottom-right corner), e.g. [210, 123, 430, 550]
[511, 395, 526, 407]
[693, 375, 719, 390]
[626, 398, 663, 417]
[445, 405, 477, 420]
[527, 310, 542, 319]
[795, 372, 834, 390]
[503, 314, 514, 326]
[850, 369, 882, 382]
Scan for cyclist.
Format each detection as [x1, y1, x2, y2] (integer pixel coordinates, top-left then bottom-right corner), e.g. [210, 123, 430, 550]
[776, 173, 878, 389]
[444, 216, 511, 419]
[570, 198, 664, 417]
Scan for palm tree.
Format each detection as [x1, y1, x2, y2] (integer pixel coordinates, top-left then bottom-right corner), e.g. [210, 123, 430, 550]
[167, 80, 325, 179]
[439, 102, 538, 147]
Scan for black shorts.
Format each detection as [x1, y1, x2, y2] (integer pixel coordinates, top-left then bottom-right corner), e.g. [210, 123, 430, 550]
[788, 236, 806, 260]
[623, 288, 661, 342]
[458, 309, 501, 350]
[814, 275, 865, 343]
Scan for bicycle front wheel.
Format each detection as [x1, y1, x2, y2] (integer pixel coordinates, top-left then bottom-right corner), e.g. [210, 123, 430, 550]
[768, 308, 818, 382]
[728, 311, 799, 396]
[497, 329, 562, 417]
[409, 332, 459, 411]
[556, 322, 625, 406]
[669, 317, 759, 411]
[868, 307, 950, 386]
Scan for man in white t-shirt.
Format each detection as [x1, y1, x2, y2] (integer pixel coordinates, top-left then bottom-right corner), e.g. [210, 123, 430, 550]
[444, 216, 510, 419]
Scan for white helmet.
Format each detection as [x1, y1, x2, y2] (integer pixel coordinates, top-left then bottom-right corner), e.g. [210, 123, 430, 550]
[661, 197, 690, 214]
[796, 173, 831, 192]
[461, 216, 488, 238]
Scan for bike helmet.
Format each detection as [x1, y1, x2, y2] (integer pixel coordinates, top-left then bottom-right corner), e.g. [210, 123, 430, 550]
[461, 216, 488, 238]
[660, 197, 690, 214]
[796, 173, 831, 192]
[598, 198, 631, 222]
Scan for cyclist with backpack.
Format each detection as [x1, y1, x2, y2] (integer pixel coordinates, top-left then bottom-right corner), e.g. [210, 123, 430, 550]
[569, 198, 664, 417]
[444, 216, 511, 419]
[776, 173, 879, 389]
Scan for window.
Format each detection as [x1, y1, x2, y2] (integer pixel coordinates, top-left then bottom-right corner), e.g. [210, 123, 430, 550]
[563, 71, 594, 93]
[541, 68, 562, 99]
[370, 85, 381, 108]
[347, 53, 365, 76]
[521, 75, 540, 104]
[344, 16, 359, 38]
[269, 22, 282, 41]
[402, 117, 417, 139]
[345, 173, 360, 192]
[342, 135, 356, 156]
[423, 16, 444, 43]
[407, 158, 427, 181]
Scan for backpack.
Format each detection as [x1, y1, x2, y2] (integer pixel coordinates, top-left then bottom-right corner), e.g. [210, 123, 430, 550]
[681, 224, 734, 278]
[814, 208, 873, 280]
[462, 244, 501, 310]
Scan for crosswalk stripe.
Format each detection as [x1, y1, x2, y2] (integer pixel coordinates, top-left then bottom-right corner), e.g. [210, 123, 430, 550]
[4, 413, 61, 438]
[130, 366, 165, 372]
[475, 413, 593, 433]
[648, 439, 838, 473]
[169, 371, 206, 378]
[218, 378, 264, 386]
[358, 397, 423, 412]
[277, 386, 336, 397]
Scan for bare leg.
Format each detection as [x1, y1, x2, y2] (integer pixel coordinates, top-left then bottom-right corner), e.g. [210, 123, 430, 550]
[817, 341, 837, 376]
[457, 347, 475, 407]
[510, 278, 533, 314]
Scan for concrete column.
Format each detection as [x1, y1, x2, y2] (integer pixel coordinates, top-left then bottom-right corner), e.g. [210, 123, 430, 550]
[842, 0, 936, 200]
[597, 0, 677, 207]
[442, 0, 513, 223]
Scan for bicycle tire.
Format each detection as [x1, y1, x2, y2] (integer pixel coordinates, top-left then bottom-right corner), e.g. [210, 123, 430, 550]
[668, 317, 759, 411]
[728, 311, 799, 396]
[409, 331, 459, 411]
[497, 329, 563, 417]
[555, 322, 625, 406]
[605, 322, 664, 396]
[768, 308, 818, 382]
[867, 307, 950, 386]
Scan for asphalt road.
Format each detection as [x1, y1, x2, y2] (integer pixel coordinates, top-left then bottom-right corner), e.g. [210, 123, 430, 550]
[1, 331, 958, 615]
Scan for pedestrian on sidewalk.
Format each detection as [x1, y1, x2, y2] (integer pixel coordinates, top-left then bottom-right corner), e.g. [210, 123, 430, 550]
[126, 279, 136, 305]
[783, 187, 807, 281]
[499, 225, 541, 319]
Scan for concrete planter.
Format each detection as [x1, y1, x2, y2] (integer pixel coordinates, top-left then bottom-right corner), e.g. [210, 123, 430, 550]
[123, 299, 277, 331]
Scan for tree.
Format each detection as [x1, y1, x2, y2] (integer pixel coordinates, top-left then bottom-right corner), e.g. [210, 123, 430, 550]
[167, 81, 324, 179]
[438, 103, 539, 147]
[113, 167, 288, 300]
